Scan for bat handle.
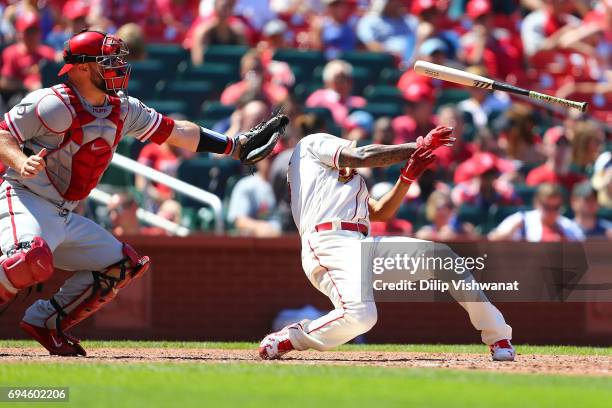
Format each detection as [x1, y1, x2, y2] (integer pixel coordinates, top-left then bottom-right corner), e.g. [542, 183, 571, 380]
[528, 90, 589, 112]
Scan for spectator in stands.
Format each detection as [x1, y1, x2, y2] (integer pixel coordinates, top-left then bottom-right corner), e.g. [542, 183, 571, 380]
[397, 37, 452, 95]
[456, 65, 511, 129]
[136, 141, 194, 212]
[227, 157, 281, 237]
[305, 59, 366, 129]
[0, 12, 56, 96]
[116, 23, 147, 61]
[343, 110, 374, 142]
[220, 49, 289, 106]
[496, 103, 544, 166]
[451, 152, 519, 210]
[416, 190, 479, 241]
[526, 126, 585, 193]
[571, 119, 605, 173]
[592, 151, 612, 209]
[190, 0, 246, 65]
[107, 192, 142, 236]
[571, 181, 612, 240]
[488, 183, 585, 242]
[46, 0, 89, 51]
[154, 0, 199, 43]
[225, 99, 271, 139]
[269, 0, 312, 48]
[309, 0, 359, 59]
[459, 0, 522, 82]
[393, 82, 436, 144]
[434, 105, 475, 174]
[520, 0, 582, 57]
[356, 0, 419, 66]
[257, 19, 290, 64]
[372, 117, 394, 145]
[89, 0, 157, 34]
[369, 182, 413, 236]
[200, 0, 274, 32]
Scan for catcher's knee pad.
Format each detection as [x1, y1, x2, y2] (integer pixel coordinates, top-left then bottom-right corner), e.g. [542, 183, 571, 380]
[51, 243, 150, 331]
[0, 237, 53, 304]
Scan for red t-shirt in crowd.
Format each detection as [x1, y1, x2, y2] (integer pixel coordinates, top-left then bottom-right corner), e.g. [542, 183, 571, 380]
[1, 43, 55, 89]
[370, 219, 413, 237]
[526, 164, 585, 192]
[137, 144, 179, 197]
[221, 80, 288, 106]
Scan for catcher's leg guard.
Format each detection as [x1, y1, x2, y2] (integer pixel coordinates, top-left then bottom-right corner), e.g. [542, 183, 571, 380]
[49, 243, 150, 332]
[0, 237, 54, 304]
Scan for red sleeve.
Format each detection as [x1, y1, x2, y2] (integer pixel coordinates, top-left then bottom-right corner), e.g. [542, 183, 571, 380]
[148, 116, 175, 145]
[1, 48, 16, 78]
[0, 120, 9, 132]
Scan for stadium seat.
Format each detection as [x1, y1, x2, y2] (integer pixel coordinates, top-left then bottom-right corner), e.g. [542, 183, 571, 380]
[303, 106, 335, 124]
[130, 59, 166, 86]
[201, 102, 235, 122]
[457, 204, 488, 227]
[378, 68, 403, 85]
[359, 102, 404, 119]
[598, 207, 612, 221]
[293, 82, 322, 103]
[159, 81, 214, 117]
[176, 157, 241, 207]
[99, 138, 134, 187]
[273, 49, 326, 82]
[204, 45, 249, 65]
[489, 205, 531, 228]
[364, 85, 404, 104]
[338, 51, 395, 76]
[41, 61, 64, 87]
[178, 62, 240, 90]
[127, 79, 157, 100]
[143, 100, 189, 117]
[435, 88, 471, 109]
[514, 184, 537, 205]
[146, 43, 189, 68]
[397, 203, 419, 223]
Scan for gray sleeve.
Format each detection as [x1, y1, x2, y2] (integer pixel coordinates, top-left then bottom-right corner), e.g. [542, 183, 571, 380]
[227, 178, 254, 223]
[3, 89, 58, 143]
[123, 96, 164, 143]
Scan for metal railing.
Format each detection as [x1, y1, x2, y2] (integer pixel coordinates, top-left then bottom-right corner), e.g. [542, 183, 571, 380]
[106, 153, 224, 234]
[89, 189, 191, 237]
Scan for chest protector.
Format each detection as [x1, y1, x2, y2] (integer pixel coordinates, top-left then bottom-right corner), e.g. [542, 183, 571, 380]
[45, 84, 125, 201]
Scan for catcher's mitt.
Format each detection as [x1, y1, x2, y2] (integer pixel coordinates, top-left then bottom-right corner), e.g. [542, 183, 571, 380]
[236, 113, 289, 165]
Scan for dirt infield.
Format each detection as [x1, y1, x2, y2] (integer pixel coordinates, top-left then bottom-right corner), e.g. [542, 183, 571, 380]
[1, 347, 610, 376]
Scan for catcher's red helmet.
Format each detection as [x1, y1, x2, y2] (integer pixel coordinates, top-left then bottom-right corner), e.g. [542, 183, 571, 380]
[58, 29, 131, 94]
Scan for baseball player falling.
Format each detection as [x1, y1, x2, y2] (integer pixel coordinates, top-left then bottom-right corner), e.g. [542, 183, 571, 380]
[259, 127, 516, 361]
[0, 29, 287, 356]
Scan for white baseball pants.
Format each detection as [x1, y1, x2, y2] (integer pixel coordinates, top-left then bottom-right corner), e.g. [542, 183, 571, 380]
[0, 181, 124, 329]
[288, 230, 512, 351]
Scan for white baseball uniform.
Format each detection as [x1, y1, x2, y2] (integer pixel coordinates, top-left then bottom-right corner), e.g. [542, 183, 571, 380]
[0, 83, 173, 329]
[286, 133, 512, 351]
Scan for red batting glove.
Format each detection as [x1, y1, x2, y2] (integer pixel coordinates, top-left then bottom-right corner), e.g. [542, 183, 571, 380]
[415, 126, 455, 151]
[400, 147, 436, 184]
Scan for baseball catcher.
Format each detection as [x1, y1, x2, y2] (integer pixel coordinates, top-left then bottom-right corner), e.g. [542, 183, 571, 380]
[0, 29, 287, 356]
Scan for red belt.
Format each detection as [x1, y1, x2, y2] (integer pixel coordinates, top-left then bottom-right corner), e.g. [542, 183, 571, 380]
[315, 221, 368, 235]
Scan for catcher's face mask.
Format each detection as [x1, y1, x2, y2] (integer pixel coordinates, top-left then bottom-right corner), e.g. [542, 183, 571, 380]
[59, 30, 131, 95]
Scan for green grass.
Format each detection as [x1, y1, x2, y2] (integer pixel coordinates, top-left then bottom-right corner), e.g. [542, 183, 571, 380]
[1, 341, 610, 407]
[1, 363, 610, 408]
[2, 339, 612, 356]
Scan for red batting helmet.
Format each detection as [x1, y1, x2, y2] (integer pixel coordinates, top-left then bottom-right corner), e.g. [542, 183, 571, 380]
[58, 29, 131, 94]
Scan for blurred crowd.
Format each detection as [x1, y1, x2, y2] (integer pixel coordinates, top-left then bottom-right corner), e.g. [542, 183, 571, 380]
[0, 0, 609, 242]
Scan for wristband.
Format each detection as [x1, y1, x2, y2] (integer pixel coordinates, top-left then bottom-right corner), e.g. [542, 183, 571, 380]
[197, 127, 235, 154]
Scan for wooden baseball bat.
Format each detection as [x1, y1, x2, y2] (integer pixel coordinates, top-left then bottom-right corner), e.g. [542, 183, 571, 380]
[413, 60, 588, 113]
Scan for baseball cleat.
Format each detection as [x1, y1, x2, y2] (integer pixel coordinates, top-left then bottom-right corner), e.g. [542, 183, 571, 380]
[490, 339, 516, 361]
[19, 321, 86, 357]
[259, 327, 295, 360]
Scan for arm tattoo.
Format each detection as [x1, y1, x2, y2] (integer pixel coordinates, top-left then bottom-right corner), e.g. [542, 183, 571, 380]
[338, 143, 417, 168]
